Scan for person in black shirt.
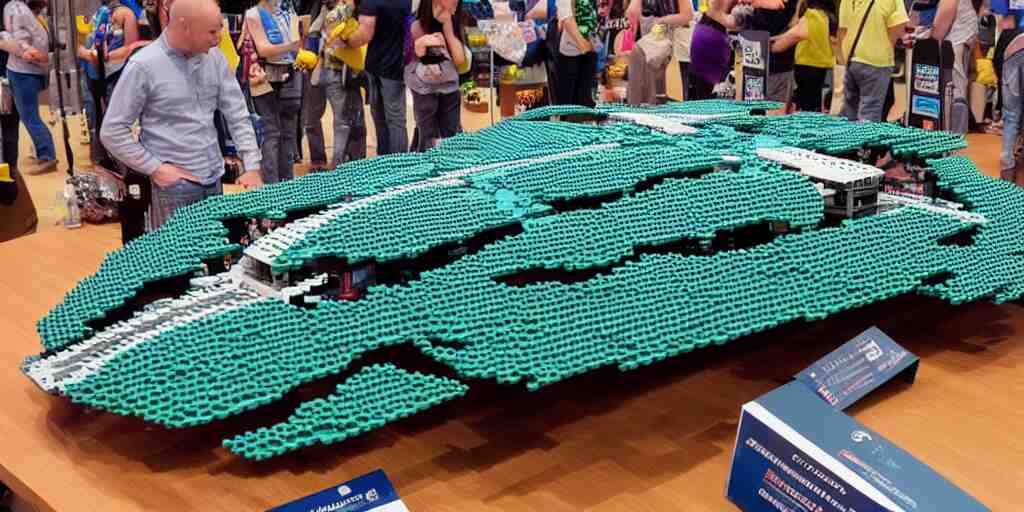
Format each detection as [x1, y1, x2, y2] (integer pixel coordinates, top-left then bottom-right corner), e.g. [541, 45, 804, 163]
[341, 0, 411, 154]
[748, 0, 807, 109]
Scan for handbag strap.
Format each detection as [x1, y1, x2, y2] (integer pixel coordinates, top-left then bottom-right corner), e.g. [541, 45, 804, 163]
[243, 79, 258, 114]
[846, 0, 877, 64]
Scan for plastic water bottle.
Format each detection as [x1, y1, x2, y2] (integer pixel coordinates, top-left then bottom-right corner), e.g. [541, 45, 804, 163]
[62, 178, 82, 229]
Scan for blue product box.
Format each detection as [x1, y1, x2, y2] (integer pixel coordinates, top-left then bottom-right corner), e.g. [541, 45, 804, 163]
[795, 327, 919, 411]
[726, 382, 989, 512]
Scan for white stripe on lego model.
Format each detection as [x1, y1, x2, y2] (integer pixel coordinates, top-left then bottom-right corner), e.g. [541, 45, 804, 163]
[281, 273, 328, 301]
[23, 278, 267, 394]
[663, 112, 740, 124]
[243, 144, 621, 267]
[608, 112, 699, 134]
[756, 147, 885, 184]
[878, 192, 987, 224]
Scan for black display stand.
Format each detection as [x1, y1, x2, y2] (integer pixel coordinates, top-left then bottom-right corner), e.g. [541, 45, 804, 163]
[906, 38, 954, 131]
[739, 31, 770, 101]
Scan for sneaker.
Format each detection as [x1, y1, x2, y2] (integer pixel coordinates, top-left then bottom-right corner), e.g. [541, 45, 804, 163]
[25, 158, 58, 175]
[984, 124, 1003, 136]
[1001, 168, 1017, 183]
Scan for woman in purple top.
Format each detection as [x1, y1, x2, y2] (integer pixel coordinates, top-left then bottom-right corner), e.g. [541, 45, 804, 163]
[688, 0, 738, 99]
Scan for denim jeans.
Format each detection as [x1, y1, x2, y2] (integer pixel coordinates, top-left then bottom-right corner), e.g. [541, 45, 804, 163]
[554, 51, 597, 107]
[252, 73, 301, 184]
[79, 72, 96, 135]
[147, 179, 223, 232]
[366, 73, 408, 155]
[302, 72, 327, 165]
[1001, 50, 1024, 175]
[86, 71, 123, 164]
[321, 67, 367, 166]
[841, 62, 892, 122]
[948, 41, 973, 134]
[7, 70, 55, 161]
[411, 90, 460, 151]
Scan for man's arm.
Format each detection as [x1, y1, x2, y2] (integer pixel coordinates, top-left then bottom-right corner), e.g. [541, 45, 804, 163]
[887, 0, 910, 45]
[929, 0, 957, 41]
[344, 15, 376, 48]
[771, 17, 808, 52]
[888, 21, 907, 45]
[707, 0, 742, 30]
[214, 51, 263, 188]
[100, 60, 161, 176]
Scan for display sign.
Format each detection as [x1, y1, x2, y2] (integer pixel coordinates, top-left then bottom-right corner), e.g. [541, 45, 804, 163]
[795, 327, 919, 410]
[739, 31, 770, 101]
[912, 64, 939, 95]
[269, 470, 409, 512]
[911, 63, 941, 120]
[911, 96, 941, 119]
[726, 382, 990, 512]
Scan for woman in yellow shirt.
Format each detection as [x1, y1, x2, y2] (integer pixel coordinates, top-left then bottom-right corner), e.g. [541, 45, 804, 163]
[792, 0, 834, 111]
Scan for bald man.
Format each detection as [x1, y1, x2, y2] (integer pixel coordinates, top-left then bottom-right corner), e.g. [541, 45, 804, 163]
[100, 0, 263, 231]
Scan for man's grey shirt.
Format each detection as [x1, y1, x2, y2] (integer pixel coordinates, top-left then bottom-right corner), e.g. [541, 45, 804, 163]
[101, 34, 261, 185]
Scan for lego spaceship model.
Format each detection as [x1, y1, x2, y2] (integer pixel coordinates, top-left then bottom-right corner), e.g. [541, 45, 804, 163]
[23, 102, 1024, 460]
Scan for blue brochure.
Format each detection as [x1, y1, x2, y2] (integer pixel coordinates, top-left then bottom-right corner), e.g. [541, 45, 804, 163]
[795, 327, 919, 410]
[269, 469, 408, 512]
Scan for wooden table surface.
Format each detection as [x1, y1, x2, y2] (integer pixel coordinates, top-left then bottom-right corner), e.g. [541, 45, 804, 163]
[1, 218, 1023, 511]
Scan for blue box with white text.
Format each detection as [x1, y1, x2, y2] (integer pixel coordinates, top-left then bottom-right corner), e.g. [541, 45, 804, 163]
[726, 382, 988, 512]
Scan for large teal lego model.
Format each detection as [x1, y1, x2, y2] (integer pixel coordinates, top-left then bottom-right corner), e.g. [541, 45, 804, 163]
[21, 102, 1024, 460]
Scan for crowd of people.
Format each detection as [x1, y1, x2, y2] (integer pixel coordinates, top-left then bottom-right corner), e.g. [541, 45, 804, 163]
[0, 0, 1020, 239]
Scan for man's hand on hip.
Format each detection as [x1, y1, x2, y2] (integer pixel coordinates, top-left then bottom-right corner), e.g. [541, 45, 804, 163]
[152, 163, 201, 188]
[237, 169, 264, 190]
